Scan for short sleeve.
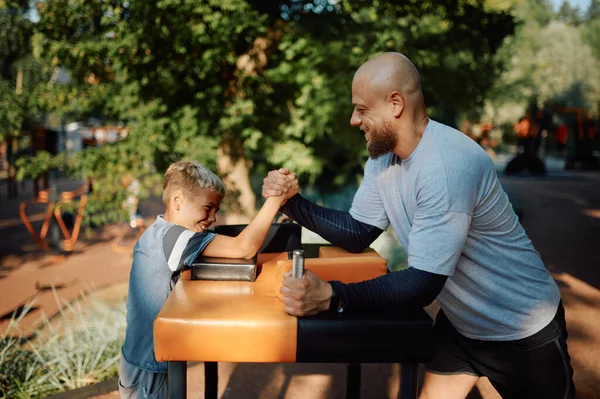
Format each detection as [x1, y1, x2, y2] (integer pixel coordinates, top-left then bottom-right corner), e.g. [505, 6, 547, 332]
[349, 158, 390, 230]
[408, 210, 471, 276]
[163, 225, 216, 272]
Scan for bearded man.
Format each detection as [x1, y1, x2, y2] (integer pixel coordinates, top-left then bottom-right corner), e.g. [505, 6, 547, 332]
[262, 52, 575, 399]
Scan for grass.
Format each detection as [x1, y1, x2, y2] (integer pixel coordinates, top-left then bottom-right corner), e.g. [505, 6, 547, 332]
[0, 289, 126, 399]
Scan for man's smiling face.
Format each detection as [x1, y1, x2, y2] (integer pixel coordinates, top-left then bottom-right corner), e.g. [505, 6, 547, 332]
[350, 76, 398, 159]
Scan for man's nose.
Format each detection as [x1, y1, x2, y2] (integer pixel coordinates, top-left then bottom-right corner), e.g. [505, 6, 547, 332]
[350, 112, 361, 127]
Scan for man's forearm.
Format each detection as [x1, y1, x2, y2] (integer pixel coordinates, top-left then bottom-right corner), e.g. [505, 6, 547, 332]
[282, 194, 383, 253]
[329, 267, 447, 311]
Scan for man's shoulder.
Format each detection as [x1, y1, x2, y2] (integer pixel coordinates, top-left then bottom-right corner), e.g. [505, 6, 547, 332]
[427, 120, 492, 168]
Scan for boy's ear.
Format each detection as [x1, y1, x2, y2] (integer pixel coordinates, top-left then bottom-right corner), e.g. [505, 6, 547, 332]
[172, 190, 184, 211]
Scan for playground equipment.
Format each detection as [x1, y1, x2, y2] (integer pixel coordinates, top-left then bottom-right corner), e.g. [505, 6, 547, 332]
[505, 112, 547, 175]
[20, 183, 89, 253]
[554, 106, 599, 170]
[54, 185, 88, 252]
[19, 189, 55, 251]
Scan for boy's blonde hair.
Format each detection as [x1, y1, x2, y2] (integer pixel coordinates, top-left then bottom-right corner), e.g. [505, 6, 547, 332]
[162, 161, 225, 206]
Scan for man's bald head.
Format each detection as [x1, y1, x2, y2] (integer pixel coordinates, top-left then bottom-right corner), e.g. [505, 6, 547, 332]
[354, 52, 423, 105]
[350, 52, 429, 160]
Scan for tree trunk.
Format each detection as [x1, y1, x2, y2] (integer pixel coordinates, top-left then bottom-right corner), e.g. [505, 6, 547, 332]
[216, 22, 284, 225]
[217, 135, 256, 225]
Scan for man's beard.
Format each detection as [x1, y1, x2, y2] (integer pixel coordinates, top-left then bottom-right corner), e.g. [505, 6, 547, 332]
[367, 119, 397, 159]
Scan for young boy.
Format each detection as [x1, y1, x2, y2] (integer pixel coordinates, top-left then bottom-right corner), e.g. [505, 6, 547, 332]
[119, 161, 292, 398]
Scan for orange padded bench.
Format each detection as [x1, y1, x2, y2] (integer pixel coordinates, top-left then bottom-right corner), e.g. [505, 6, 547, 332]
[154, 226, 433, 399]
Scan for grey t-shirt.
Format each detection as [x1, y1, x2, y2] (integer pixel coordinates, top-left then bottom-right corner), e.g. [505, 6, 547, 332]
[350, 119, 560, 341]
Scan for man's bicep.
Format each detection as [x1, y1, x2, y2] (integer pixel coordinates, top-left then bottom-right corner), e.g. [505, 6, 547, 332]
[407, 211, 471, 276]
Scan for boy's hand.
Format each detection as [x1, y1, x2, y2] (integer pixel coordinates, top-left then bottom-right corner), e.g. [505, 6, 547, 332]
[263, 168, 299, 201]
[280, 270, 332, 316]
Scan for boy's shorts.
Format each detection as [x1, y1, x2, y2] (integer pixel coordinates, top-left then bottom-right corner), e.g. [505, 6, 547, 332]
[426, 301, 575, 399]
[119, 355, 167, 399]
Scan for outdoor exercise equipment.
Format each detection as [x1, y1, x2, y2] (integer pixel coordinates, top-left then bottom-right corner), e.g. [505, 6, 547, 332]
[19, 189, 55, 251]
[19, 183, 89, 253]
[555, 107, 599, 170]
[155, 224, 434, 399]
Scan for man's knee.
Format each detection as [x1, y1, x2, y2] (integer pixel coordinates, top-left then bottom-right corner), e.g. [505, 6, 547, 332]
[419, 371, 478, 399]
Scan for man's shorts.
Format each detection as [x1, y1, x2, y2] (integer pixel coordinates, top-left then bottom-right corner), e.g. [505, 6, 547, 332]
[426, 302, 575, 399]
[118, 355, 167, 399]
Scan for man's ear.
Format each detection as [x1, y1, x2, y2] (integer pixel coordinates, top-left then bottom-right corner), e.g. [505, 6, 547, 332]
[388, 91, 404, 118]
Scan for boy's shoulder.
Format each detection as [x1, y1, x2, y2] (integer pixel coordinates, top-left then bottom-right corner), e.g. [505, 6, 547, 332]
[137, 217, 216, 271]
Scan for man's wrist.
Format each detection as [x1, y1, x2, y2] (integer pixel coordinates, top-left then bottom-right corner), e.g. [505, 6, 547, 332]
[327, 282, 341, 313]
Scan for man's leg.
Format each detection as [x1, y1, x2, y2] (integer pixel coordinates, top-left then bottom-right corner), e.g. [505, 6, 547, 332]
[419, 372, 478, 399]
[423, 310, 481, 398]
[466, 302, 575, 399]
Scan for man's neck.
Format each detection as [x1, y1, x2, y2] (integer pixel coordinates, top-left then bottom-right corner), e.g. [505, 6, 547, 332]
[393, 114, 429, 160]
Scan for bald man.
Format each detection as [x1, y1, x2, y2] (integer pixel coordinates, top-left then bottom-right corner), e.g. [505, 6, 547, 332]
[262, 53, 575, 398]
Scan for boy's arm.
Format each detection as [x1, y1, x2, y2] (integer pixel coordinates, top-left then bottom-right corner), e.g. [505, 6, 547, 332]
[201, 196, 285, 259]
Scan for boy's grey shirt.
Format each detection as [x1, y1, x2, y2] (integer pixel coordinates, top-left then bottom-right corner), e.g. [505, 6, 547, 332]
[350, 119, 561, 341]
[121, 215, 215, 373]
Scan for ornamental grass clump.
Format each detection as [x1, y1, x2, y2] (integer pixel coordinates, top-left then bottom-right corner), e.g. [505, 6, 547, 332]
[0, 290, 126, 398]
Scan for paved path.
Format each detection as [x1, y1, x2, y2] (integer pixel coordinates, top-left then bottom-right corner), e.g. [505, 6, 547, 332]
[1, 156, 599, 398]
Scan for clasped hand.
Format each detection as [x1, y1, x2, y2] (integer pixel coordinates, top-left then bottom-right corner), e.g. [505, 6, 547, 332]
[262, 168, 299, 202]
[262, 168, 332, 317]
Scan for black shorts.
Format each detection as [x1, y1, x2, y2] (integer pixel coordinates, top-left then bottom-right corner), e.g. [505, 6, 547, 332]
[426, 302, 575, 399]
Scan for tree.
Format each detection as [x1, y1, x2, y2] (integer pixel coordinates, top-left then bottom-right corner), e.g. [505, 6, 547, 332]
[587, 0, 600, 20]
[17, 0, 515, 227]
[483, 6, 600, 128]
[557, 0, 582, 25]
[0, 0, 52, 197]
[583, 0, 600, 60]
[534, 22, 600, 110]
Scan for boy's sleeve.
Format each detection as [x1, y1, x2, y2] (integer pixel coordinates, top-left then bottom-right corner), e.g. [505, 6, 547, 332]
[163, 225, 217, 272]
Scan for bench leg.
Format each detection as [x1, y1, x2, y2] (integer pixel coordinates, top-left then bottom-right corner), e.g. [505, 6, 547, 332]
[168, 361, 187, 399]
[399, 363, 419, 399]
[346, 362, 361, 399]
[205, 361, 218, 399]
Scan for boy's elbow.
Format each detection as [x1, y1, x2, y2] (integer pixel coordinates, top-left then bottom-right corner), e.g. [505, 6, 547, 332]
[236, 241, 260, 259]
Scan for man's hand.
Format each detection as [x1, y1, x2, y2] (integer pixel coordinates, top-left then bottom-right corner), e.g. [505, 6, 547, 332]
[263, 168, 298, 201]
[280, 270, 332, 316]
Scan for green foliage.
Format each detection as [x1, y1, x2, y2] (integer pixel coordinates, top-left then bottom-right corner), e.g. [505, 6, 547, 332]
[13, 0, 515, 225]
[0, 1, 51, 143]
[583, 17, 600, 60]
[557, 0, 583, 25]
[483, 0, 600, 125]
[0, 293, 126, 398]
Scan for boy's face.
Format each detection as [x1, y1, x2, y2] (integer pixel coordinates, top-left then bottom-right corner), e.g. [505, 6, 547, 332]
[177, 188, 223, 233]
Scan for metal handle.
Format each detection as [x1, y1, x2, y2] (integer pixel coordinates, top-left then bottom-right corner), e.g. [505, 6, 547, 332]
[292, 249, 304, 278]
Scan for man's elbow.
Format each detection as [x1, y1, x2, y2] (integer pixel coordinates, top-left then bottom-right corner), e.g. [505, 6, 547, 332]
[345, 244, 368, 254]
[337, 240, 369, 254]
[418, 294, 438, 308]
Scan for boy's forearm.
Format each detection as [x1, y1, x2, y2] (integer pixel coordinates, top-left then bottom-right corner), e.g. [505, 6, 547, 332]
[235, 196, 284, 257]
